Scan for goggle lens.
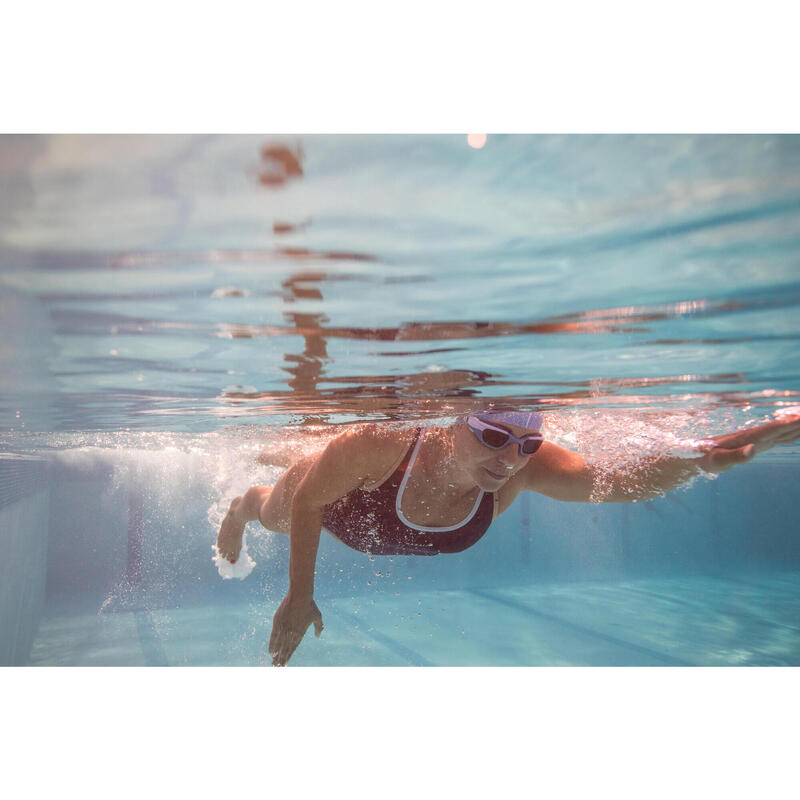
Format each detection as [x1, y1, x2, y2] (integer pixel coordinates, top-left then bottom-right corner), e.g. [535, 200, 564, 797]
[482, 428, 511, 448]
[470, 418, 543, 456]
[521, 438, 542, 455]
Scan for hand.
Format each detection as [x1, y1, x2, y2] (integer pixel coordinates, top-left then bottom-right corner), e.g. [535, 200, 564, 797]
[268, 593, 324, 666]
[696, 410, 800, 473]
[695, 442, 756, 473]
[750, 410, 800, 450]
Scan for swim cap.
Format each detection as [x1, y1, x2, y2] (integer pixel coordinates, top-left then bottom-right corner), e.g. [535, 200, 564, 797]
[473, 410, 544, 431]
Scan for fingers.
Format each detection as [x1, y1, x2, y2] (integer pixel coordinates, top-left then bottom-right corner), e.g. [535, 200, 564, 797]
[268, 631, 288, 666]
[268, 621, 319, 666]
[273, 630, 297, 666]
[267, 600, 324, 666]
[268, 625, 291, 665]
[268, 622, 279, 655]
[269, 631, 302, 666]
[311, 600, 324, 637]
[268, 617, 289, 665]
[773, 417, 800, 443]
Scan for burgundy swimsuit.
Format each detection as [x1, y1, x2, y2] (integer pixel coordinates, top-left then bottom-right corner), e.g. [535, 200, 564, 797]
[322, 428, 495, 556]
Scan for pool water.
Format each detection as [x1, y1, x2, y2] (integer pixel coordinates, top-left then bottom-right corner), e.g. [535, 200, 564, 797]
[26, 573, 800, 667]
[2, 134, 799, 666]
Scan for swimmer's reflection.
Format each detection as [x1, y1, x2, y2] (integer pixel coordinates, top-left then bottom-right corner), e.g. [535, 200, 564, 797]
[218, 263, 762, 418]
[280, 273, 330, 424]
[218, 314, 645, 343]
[214, 407, 800, 666]
[247, 269, 498, 421]
[216, 285, 800, 343]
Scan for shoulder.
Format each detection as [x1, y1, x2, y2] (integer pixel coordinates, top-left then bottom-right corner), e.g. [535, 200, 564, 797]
[320, 424, 416, 486]
[524, 442, 588, 477]
[295, 424, 417, 508]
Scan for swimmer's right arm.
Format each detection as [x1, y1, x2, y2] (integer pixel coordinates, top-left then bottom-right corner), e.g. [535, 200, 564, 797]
[268, 427, 409, 666]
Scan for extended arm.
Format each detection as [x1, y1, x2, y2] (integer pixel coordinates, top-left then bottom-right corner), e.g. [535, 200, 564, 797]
[268, 426, 409, 665]
[523, 411, 800, 503]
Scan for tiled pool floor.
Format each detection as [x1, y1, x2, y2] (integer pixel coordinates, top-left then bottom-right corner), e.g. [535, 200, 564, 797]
[29, 571, 800, 666]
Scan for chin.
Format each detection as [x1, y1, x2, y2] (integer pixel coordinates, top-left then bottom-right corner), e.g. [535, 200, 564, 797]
[478, 466, 509, 488]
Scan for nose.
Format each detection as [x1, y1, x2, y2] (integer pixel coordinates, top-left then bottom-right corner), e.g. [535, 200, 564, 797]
[496, 443, 522, 469]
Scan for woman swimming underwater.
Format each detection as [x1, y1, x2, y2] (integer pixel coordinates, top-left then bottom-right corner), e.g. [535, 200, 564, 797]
[216, 409, 800, 665]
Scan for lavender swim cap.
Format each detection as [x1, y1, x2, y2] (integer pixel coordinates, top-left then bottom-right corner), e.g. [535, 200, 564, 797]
[474, 410, 544, 431]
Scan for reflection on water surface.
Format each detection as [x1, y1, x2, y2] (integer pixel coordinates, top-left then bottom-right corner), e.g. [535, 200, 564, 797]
[1, 134, 799, 432]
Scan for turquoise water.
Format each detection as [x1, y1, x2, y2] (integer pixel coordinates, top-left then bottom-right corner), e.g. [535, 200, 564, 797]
[1, 134, 799, 665]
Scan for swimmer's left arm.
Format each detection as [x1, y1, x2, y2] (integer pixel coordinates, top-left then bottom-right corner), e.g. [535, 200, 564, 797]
[521, 412, 800, 503]
[521, 441, 738, 504]
[518, 442, 594, 502]
[516, 441, 671, 503]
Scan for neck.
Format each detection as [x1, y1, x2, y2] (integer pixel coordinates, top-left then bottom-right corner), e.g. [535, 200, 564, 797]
[418, 426, 476, 496]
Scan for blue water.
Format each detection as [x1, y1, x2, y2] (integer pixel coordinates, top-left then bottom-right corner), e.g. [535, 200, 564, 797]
[2, 134, 799, 665]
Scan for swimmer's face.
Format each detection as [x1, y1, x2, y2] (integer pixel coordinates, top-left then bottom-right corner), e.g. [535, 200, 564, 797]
[454, 419, 541, 490]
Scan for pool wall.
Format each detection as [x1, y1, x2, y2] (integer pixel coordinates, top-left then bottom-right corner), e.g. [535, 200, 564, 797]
[0, 460, 50, 664]
[1, 288, 56, 664]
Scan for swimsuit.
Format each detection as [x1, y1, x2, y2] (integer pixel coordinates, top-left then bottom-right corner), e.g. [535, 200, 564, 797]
[322, 428, 496, 556]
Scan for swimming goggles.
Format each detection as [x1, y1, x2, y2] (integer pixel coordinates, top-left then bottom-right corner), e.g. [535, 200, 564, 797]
[464, 414, 544, 456]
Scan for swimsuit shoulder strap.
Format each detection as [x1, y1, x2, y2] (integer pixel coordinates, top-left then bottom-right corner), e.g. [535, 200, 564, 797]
[362, 427, 424, 491]
[394, 428, 486, 533]
[388, 427, 424, 485]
